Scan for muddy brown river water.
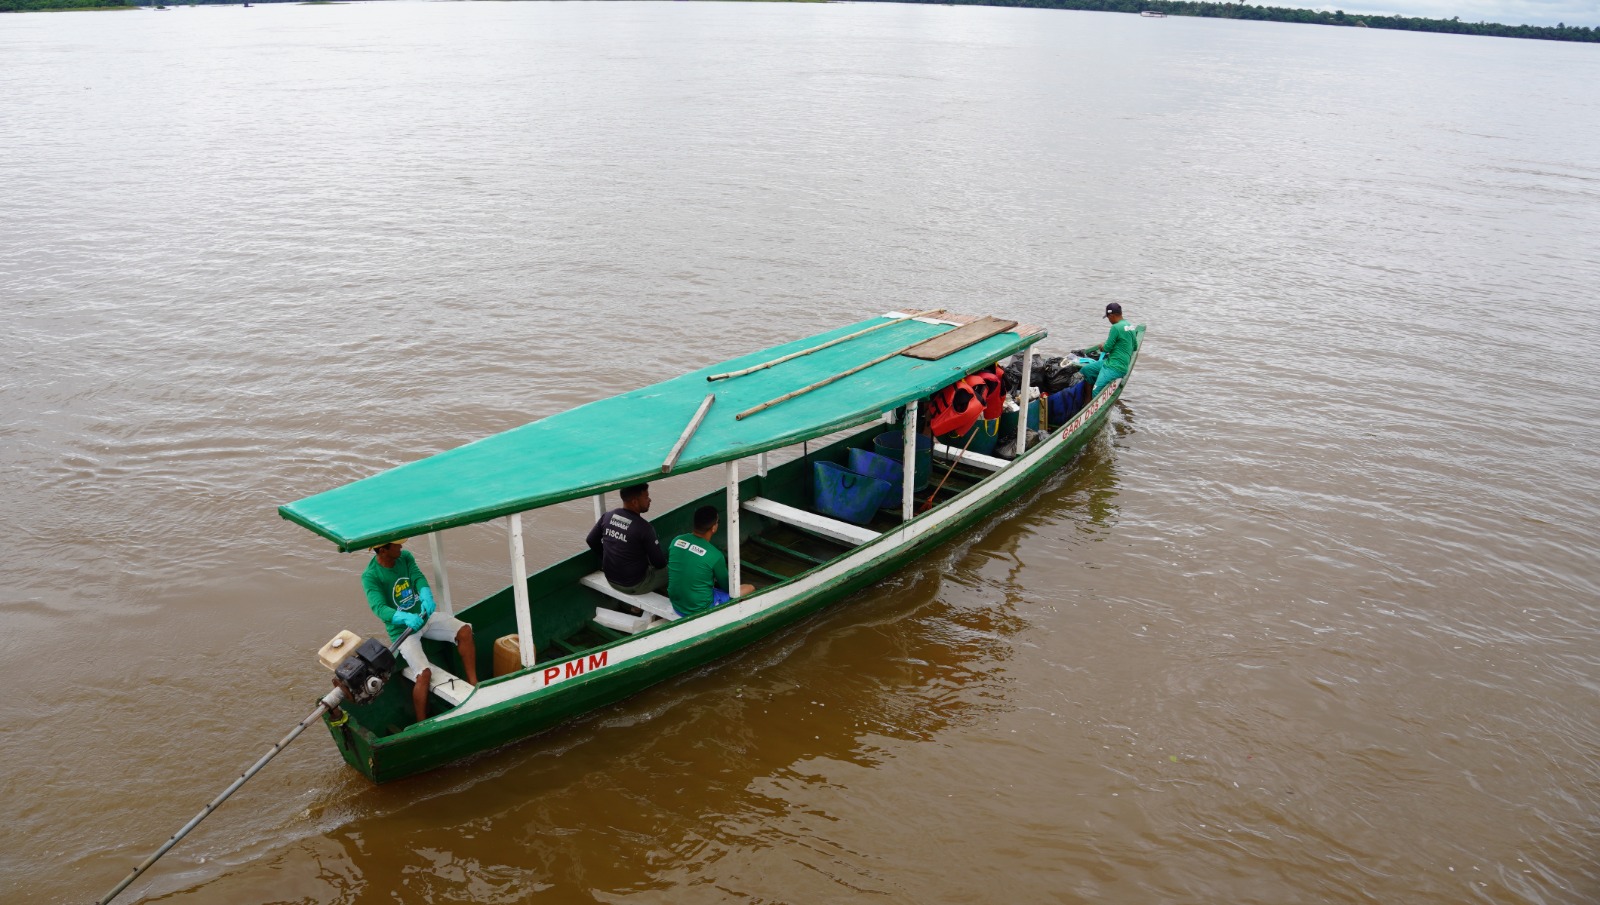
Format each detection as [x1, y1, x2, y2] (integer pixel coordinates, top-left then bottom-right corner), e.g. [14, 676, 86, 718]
[3, 2, 1599, 902]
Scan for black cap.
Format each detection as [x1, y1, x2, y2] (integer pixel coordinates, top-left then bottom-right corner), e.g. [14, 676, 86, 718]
[1104, 302, 1122, 317]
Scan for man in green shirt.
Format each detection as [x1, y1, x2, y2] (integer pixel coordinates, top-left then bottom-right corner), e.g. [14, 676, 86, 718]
[1075, 302, 1139, 396]
[667, 506, 755, 618]
[363, 538, 478, 723]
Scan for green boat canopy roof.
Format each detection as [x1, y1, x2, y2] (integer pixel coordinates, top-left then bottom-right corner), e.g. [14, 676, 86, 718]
[280, 313, 1046, 551]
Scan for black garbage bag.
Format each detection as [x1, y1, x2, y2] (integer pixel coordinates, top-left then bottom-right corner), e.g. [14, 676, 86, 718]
[1002, 354, 1077, 394]
[993, 430, 1042, 461]
[1002, 354, 1043, 394]
[1040, 357, 1080, 394]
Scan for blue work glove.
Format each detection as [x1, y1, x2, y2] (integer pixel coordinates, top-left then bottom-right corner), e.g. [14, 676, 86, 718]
[395, 610, 425, 633]
[420, 587, 437, 620]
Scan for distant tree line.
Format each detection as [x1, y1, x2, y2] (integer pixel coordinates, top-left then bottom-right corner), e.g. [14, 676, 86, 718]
[0, 0, 125, 9]
[884, 0, 1599, 42]
[1, 0, 309, 9]
[2, 0, 1595, 41]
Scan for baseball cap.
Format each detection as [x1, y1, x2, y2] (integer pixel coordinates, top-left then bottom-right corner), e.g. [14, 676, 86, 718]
[1104, 302, 1122, 318]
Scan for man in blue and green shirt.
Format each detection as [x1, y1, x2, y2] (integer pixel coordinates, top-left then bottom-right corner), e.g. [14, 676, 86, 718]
[1075, 302, 1139, 396]
[364, 538, 478, 723]
[667, 506, 755, 618]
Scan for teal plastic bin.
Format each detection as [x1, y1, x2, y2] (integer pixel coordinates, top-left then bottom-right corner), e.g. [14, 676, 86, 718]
[872, 431, 932, 490]
[848, 448, 905, 511]
[813, 462, 893, 526]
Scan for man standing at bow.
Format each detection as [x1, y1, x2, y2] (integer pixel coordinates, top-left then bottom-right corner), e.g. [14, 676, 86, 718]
[1075, 302, 1139, 396]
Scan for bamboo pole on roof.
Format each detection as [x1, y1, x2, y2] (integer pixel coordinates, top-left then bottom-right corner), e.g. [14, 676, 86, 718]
[707, 308, 944, 382]
[734, 338, 926, 421]
[661, 393, 716, 474]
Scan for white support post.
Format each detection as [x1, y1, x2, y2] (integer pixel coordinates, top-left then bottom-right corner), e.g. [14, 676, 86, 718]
[901, 399, 918, 521]
[725, 460, 742, 598]
[592, 493, 607, 522]
[427, 532, 455, 616]
[1016, 348, 1034, 456]
[507, 514, 535, 668]
[757, 452, 768, 478]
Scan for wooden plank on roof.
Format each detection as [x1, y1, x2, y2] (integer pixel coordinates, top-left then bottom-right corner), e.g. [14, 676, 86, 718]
[888, 310, 1038, 338]
[901, 316, 1019, 361]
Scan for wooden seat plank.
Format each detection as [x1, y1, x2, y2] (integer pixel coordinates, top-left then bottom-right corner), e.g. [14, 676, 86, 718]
[580, 571, 679, 622]
[931, 442, 1010, 473]
[400, 665, 470, 706]
[593, 607, 656, 635]
[743, 497, 880, 547]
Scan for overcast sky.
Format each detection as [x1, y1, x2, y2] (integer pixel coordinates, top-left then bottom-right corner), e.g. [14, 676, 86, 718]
[1297, 0, 1600, 25]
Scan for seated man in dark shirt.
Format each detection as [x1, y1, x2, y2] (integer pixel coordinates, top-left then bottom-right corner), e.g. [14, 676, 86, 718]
[585, 483, 668, 595]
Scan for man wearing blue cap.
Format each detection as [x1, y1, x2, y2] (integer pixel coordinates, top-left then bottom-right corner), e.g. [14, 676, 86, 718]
[1074, 302, 1138, 396]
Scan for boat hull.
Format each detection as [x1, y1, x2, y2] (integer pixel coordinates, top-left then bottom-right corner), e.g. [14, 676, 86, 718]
[328, 364, 1136, 783]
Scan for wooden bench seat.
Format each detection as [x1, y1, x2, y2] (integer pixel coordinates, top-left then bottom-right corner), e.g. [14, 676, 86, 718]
[400, 664, 471, 706]
[931, 442, 1010, 473]
[580, 571, 679, 632]
[743, 496, 880, 547]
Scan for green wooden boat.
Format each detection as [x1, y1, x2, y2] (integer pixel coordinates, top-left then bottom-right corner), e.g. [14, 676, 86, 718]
[280, 311, 1145, 783]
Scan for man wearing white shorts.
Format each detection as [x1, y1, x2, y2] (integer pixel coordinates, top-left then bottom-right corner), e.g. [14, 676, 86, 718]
[362, 538, 478, 723]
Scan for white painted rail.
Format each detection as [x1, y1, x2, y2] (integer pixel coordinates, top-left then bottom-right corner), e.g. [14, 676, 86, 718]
[743, 497, 880, 547]
[931, 442, 1010, 473]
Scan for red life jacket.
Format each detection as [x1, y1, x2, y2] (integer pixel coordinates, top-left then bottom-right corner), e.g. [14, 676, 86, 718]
[977, 365, 1005, 420]
[929, 375, 985, 437]
[926, 383, 960, 435]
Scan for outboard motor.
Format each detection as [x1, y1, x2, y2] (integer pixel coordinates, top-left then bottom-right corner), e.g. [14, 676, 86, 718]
[318, 630, 401, 705]
[334, 638, 399, 704]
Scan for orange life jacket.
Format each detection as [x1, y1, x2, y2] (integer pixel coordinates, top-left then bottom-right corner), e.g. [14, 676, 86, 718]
[929, 374, 986, 437]
[976, 365, 1005, 420]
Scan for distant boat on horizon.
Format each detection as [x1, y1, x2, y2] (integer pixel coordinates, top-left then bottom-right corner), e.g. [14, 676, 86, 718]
[1140, 9, 1167, 16]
